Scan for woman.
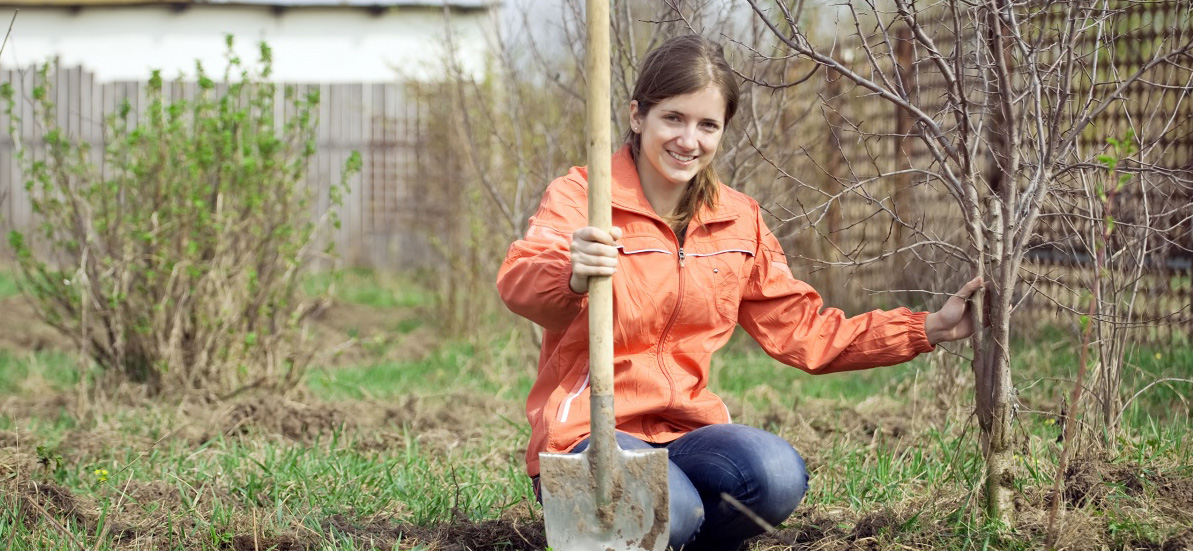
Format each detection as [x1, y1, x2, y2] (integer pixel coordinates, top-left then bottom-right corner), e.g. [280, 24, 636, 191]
[496, 34, 981, 550]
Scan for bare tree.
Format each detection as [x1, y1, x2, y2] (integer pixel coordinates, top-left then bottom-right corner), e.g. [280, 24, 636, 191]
[738, 0, 1193, 526]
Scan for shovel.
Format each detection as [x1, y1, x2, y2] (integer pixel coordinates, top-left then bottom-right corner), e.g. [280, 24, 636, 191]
[537, 1, 670, 549]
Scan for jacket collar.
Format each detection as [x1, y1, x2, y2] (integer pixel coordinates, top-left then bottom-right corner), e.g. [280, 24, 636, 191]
[609, 144, 737, 224]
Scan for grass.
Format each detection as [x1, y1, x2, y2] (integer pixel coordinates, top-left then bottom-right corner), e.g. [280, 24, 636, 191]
[0, 350, 79, 395]
[307, 334, 536, 402]
[1, 269, 1191, 550]
[0, 266, 19, 299]
[306, 267, 435, 310]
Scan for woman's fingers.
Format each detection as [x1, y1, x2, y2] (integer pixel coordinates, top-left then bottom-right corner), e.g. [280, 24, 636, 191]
[926, 276, 985, 344]
[953, 276, 984, 301]
[570, 226, 622, 286]
[571, 251, 618, 274]
[573, 226, 620, 247]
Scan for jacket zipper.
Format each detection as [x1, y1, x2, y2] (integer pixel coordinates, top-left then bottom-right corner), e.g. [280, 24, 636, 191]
[649, 244, 685, 438]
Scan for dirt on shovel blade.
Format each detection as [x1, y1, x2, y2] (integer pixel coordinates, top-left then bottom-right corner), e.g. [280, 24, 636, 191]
[539, 448, 669, 550]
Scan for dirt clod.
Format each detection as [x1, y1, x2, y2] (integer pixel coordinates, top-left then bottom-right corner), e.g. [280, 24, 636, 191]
[1065, 459, 1109, 507]
[322, 513, 546, 551]
[222, 396, 353, 441]
[852, 509, 898, 539]
[14, 479, 139, 542]
[229, 535, 309, 551]
[1163, 528, 1193, 551]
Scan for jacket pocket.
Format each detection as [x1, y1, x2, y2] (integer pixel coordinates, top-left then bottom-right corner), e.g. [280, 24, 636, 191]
[688, 248, 754, 322]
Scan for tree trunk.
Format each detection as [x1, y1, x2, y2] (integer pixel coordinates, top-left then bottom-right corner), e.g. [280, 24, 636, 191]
[974, 255, 1015, 526]
[976, 343, 1015, 525]
[977, 0, 1018, 523]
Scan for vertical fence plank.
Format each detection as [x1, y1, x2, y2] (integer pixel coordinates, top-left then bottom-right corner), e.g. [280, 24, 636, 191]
[363, 83, 377, 266]
[380, 81, 400, 269]
[84, 68, 102, 172]
[395, 81, 413, 266]
[0, 68, 13, 233]
[347, 81, 364, 267]
[311, 82, 330, 265]
[323, 82, 341, 263]
[15, 66, 37, 248]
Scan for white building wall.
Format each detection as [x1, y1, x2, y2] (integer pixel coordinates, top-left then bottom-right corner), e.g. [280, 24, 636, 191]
[0, 5, 493, 82]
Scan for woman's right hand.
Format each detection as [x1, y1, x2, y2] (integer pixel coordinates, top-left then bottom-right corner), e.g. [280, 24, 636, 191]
[569, 226, 623, 293]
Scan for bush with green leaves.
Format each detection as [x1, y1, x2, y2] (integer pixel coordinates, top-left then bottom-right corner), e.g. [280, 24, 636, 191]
[1, 37, 361, 397]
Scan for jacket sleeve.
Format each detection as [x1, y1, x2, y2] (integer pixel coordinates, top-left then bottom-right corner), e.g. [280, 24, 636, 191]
[496, 176, 589, 332]
[737, 202, 934, 374]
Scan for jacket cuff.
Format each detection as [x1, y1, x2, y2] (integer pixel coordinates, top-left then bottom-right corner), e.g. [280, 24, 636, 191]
[561, 266, 583, 297]
[559, 264, 587, 309]
[910, 310, 935, 353]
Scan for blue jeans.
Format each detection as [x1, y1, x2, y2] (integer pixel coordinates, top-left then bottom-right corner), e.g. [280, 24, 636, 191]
[546, 424, 809, 551]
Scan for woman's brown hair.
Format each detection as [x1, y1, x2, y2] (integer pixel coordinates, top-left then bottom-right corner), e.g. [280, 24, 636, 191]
[625, 34, 739, 234]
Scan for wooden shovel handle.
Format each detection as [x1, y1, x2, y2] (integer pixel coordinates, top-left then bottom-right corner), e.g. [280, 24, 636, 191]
[585, 0, 617, 517]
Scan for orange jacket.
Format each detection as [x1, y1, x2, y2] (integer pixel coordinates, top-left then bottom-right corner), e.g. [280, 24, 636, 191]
[497, 145, 934, 477]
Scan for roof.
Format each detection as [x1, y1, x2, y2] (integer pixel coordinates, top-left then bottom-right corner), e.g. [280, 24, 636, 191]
[0, 0, 496, 7]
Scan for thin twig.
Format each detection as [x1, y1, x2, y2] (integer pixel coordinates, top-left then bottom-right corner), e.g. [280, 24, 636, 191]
[721, 492, 776, 533]
[0, 10, 17, 60]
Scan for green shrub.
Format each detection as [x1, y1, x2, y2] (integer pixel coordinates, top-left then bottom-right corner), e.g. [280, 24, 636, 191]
[0, 36, 361, 397]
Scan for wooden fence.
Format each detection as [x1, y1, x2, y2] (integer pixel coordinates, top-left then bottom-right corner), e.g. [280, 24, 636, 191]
[0, 66, 447, 271]
[781, 0, 1193, 342]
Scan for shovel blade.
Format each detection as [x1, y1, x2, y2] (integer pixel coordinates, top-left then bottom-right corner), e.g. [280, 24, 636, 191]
[539, 448, 670, 551]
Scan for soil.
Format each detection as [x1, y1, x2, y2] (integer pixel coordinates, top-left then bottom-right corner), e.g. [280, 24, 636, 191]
[322, 513, 547, 551]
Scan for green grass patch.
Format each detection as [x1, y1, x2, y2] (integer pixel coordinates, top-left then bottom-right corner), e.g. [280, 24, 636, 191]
[0, 267, 19, 299]
[306, 268, 434, 310]
[0, 350, 80, 394]
[309, 335, 536, 402]
[712, 335, 927, 401]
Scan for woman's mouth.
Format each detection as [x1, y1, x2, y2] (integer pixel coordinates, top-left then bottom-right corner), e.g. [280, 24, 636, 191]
[668, 151, 696, 163]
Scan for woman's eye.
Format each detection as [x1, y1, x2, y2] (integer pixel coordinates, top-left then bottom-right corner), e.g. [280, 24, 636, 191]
[663, 114, 680, 122]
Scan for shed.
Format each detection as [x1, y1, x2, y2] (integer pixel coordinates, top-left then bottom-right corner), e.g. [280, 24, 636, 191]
[0, 0, 499, 82]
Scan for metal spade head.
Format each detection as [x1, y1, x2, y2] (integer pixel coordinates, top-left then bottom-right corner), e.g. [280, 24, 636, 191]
[539, 446, 670, 551]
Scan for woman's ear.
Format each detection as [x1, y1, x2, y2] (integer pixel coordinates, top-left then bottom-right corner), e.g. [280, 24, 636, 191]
[629, 100, 642, 133]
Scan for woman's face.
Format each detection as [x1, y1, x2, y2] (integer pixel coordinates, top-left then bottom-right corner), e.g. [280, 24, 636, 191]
[630, 85, 727, 193]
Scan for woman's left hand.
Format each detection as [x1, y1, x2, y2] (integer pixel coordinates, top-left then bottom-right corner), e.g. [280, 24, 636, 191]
[924, 276, 984, 345]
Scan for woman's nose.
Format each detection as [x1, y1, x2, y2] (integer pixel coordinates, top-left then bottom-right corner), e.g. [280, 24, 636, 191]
[675, 125, 698, 149]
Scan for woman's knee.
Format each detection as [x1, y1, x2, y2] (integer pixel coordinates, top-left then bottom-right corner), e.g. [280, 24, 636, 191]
[671, 424, 809, 519]
[734, 426, 808, 514]
[751, 436, 808, 518]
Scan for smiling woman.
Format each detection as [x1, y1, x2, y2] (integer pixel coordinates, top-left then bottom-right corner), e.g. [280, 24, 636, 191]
[624, 34, 737, 243]
[496, 34, 983, 551]
[629, 85, 727, 227]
